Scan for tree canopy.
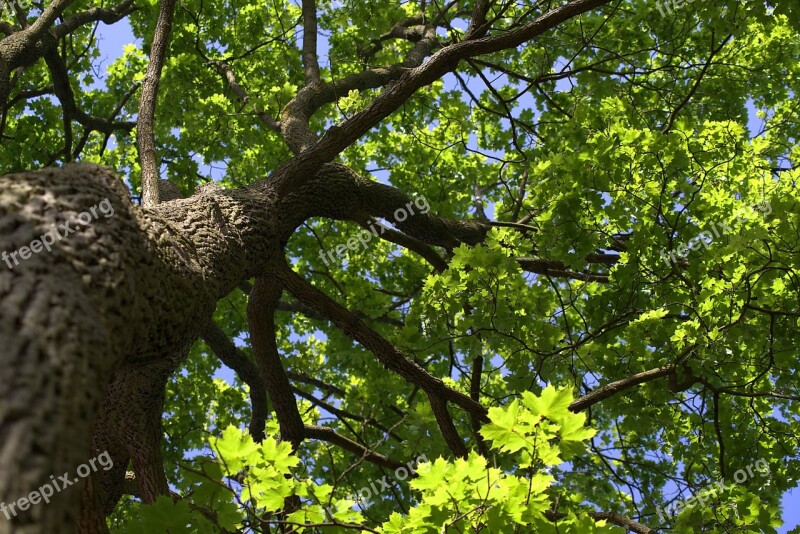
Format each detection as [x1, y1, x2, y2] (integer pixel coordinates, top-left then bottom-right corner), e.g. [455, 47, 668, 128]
[1, 0, 799, 532]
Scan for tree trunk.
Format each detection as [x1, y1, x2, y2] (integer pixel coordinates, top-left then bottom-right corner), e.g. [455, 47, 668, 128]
[0, 163, 268, 532]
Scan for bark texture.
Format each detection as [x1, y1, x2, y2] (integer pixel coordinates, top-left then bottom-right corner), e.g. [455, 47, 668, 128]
[0, 163, 269, 532]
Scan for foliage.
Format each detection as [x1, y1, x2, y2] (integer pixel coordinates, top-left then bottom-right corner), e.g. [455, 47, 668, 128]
[116, 387, 609, 533]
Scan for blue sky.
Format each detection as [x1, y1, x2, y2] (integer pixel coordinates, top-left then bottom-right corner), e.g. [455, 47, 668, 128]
[92, 16, 800, 532]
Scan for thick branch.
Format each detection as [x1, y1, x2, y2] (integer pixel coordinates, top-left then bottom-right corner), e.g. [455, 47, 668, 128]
[465, 0, 493, 38]
[137, 0, 177, 207]
[248, 277, 305, 448]
[52, 0, 136, 39]
[286, 164, 490, 249]
[427, 392, 468, 458]
[0, 0, 132, 107]
[301, 0, 320, 84]
[0, 0, 74, 103]
[280, 19, 439, 153]
[468, 347, 488, 456]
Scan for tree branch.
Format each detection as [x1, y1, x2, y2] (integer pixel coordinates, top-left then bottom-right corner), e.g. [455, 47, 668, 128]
[137, 0, 177, 207]
[517, 259, 610, 283]
[661, 32, 732, 134]
[301, 0, 320, 84]
[272, 0, 617, 186]
[569, 365, 676, 413]
[465, 0, 493, 38]
[278, 292, 404, 327]
[0, 0, 88, 103]
[304, 425, 406, 470]
[247, 277, 305, 448]
[588, 512, 654, 534]
[292, 387, 405, 442]
[273, 258, 488, 421]
[200, 321, 269, 442]
[52, 0, 137, 39]
[279, 18, 439, 153]
[42, 45, 135, 142]
[545, 509, 654, 533]
[356, 219, 448, 272]
[286, 370, 346, 397]
[427, 392, 468, 458]
[209, 59, 281, 132]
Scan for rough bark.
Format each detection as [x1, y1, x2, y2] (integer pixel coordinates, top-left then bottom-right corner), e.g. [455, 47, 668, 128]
[0, 164, 170, 533]
[0, 162, 275, 532]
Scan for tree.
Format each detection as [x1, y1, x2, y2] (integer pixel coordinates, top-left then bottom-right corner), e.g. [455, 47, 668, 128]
[0, 0, 798, 531]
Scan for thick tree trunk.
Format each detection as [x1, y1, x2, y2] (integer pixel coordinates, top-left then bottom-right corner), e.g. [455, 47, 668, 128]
[0, 163, 270, 533]
[1, 164, 141, 533]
